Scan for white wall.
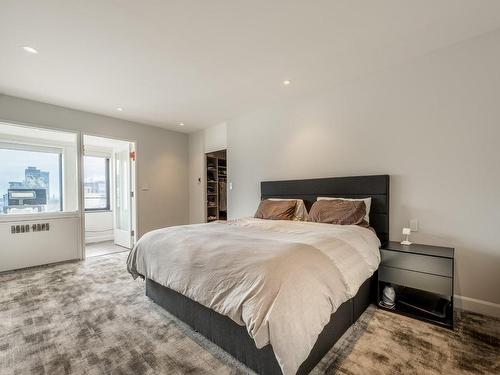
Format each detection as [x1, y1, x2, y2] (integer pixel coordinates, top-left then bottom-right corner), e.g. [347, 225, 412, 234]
[204, 122, 227, 153]
[226, 30, 500, 316]
[188, 123, 227, 223]
[0, 95, 189, 238]
[189, 130, 206, 224]
[0, 214, 80, 272]
[84, 211, 113, 243]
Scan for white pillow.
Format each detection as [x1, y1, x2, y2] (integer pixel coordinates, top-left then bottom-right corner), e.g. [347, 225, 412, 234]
[269, 199, 308, 221]
[317, 197, 371, 223]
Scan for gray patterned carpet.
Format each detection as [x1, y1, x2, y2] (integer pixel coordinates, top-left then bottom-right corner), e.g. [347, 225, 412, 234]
[0, 252, 498, 375]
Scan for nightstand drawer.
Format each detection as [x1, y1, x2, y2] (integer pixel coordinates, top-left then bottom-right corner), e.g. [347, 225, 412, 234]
[379, 266, 452, 296]
[380, 249, 452, 277]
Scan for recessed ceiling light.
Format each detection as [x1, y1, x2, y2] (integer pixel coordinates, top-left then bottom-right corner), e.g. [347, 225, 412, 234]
[179, 122, 185, 126]
[22, 46, 39, 54]
[116, 107, 124, 112]
[282, 80, 292, 86]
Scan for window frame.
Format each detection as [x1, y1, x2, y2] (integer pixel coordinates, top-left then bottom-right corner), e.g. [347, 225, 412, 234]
[83, 155, 111, 212]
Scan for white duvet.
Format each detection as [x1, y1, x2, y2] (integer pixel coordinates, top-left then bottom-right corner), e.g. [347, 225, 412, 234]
[127, 218, 380, 375]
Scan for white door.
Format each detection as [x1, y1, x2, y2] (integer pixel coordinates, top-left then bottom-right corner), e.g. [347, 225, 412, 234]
[114, 144, 134, 249]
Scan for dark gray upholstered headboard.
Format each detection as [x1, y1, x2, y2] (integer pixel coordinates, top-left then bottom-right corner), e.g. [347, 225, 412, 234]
[261, 175, 390, 245]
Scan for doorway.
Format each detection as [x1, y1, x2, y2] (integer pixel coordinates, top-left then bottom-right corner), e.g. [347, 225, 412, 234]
[206, 149, 227, 222]
[83, 135, 136, 257]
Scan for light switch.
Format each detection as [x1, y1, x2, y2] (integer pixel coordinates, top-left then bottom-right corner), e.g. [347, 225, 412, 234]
[229, 182, 233, 190]
[410, 219, 419, 232]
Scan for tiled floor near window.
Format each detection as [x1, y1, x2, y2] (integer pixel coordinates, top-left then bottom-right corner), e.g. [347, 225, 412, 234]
[85, 240, 129, 257]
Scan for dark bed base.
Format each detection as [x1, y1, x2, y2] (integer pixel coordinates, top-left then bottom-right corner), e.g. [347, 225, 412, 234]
[146, 274, 376, 375]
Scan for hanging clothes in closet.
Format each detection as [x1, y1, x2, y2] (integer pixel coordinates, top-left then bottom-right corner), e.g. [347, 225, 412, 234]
[219, 181, 227, 211]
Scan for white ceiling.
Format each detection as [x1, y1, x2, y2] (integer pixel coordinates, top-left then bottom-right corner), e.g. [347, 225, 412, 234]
[1, 1, 500, 133]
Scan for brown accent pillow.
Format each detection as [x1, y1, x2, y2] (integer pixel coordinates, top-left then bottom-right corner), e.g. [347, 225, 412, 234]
[308, 199, 368, 226]
[254, 199, 297, 220]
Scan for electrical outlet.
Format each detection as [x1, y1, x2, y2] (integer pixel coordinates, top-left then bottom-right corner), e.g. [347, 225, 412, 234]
[410, 219, 419, 232]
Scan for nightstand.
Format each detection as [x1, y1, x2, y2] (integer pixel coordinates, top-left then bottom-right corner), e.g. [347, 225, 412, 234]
[377, 241, 454, 329]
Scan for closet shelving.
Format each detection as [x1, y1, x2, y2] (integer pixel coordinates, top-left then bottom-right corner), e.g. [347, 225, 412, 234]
[206, 150, 227, 222]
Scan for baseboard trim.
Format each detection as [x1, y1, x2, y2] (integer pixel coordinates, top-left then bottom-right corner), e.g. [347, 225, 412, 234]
[454, 295, 500, 318]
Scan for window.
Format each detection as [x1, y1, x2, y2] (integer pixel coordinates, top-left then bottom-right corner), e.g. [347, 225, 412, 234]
[84, 156, 110, 211]
[0, 122, 78, 215]
[0, 147, 63, 214]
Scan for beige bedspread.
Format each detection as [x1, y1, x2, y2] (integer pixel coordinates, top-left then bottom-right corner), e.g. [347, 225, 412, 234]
[127, 218, 380, 375]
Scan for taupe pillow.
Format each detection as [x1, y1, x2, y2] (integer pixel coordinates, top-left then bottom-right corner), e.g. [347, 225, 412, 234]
[308, 199, 368, 226]
[254, 199, 297, 220]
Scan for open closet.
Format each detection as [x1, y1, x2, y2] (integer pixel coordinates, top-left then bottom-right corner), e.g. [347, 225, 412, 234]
[206, 149, 227, 222]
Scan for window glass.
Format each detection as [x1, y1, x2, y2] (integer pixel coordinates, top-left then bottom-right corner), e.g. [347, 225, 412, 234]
[0, 149, 62, 214]
[84, 156, 110, 210]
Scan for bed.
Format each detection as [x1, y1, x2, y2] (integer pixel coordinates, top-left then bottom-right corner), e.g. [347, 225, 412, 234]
[128, 175, 389, 375]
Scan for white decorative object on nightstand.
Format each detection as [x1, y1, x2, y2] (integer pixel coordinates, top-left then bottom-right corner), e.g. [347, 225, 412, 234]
[401, 227, 412, 245]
